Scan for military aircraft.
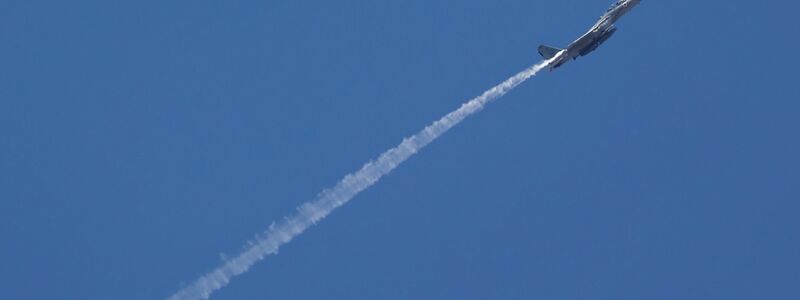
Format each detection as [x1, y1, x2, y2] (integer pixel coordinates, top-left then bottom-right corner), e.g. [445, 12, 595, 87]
[538, 0, 641, 70]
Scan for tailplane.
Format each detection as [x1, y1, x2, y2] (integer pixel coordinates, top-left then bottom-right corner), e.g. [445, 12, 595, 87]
[538, 45, 563, 59]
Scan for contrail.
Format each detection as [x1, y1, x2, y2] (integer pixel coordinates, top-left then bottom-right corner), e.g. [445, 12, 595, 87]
[168, 57, 556, 300]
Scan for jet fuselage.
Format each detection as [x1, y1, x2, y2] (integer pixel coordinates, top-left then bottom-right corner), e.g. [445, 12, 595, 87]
[542, 0, 641, 70]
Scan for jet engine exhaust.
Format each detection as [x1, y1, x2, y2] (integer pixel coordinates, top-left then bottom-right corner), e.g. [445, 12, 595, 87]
[168, 57, 557, 300]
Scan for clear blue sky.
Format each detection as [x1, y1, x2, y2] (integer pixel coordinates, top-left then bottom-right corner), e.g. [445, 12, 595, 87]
[2, 1, 798, 299]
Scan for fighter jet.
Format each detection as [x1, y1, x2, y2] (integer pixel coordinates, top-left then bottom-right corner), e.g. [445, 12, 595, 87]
[538, 0, 641, 70]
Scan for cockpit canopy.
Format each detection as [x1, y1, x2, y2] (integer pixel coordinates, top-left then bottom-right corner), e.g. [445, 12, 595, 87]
[606, 0, 626, 12]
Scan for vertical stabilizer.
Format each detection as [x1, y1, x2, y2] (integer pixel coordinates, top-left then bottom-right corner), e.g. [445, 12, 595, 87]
[538, 45, 563, 59]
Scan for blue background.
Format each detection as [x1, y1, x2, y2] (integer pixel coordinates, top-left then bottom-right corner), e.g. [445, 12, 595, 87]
[2, 1, 798, 299]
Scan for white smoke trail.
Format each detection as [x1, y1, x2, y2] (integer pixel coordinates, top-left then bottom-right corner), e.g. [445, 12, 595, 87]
[168, 57, 556, 300]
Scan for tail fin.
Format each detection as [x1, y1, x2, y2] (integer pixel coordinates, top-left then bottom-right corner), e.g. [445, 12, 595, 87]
[538, 45, 563, 59]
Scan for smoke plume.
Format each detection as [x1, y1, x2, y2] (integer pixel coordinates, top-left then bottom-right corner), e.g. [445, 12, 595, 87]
[169, 58, 555, 300]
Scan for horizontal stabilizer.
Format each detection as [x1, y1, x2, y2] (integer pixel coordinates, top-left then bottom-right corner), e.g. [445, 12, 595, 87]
[538, 45, 563, 60]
